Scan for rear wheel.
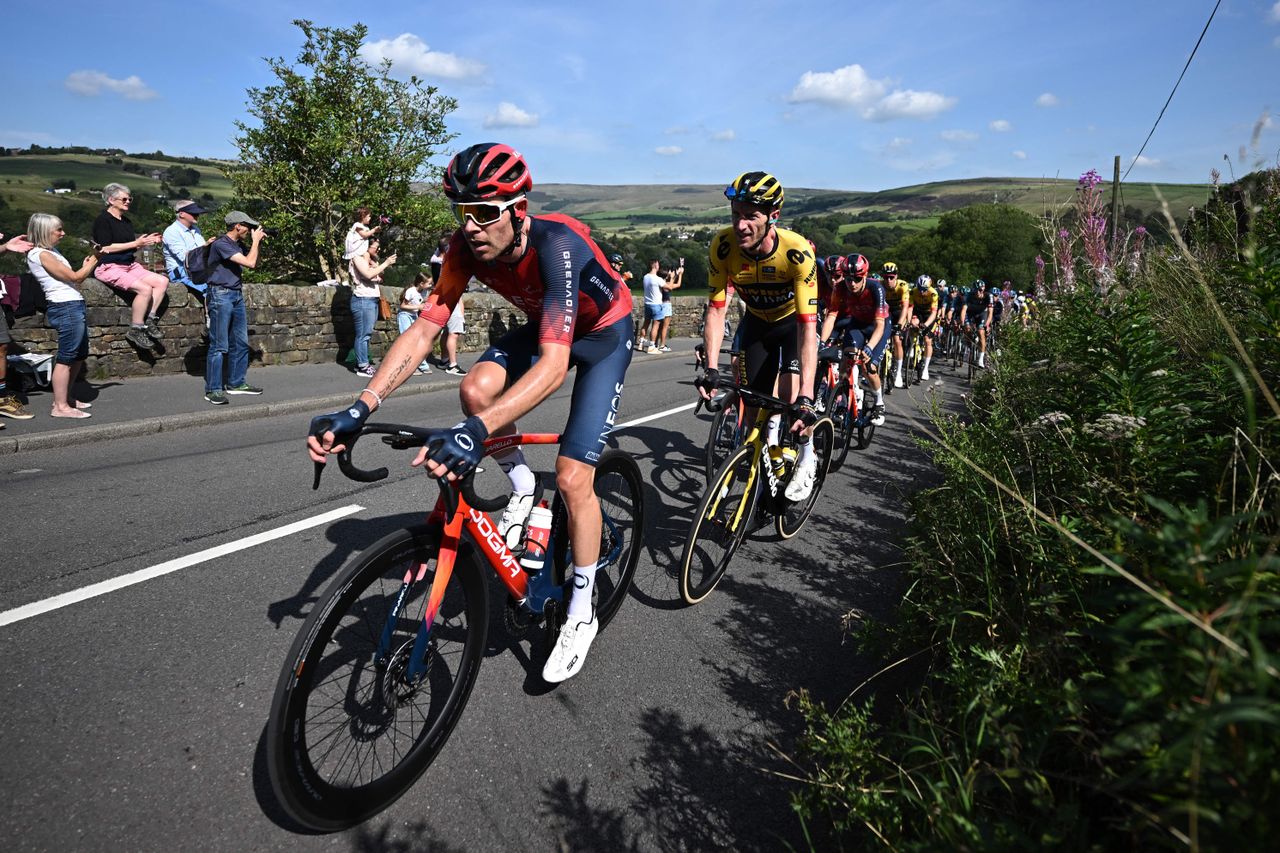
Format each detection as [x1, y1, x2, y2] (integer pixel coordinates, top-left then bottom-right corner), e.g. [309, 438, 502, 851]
[550, 450, 644, 629]
[680, 443, 760, 605]
[267, 525, 487, 832]
[776, 418, 834, 539]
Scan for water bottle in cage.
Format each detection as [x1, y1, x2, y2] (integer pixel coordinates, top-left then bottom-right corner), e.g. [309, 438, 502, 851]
[519, 502, 553, 574]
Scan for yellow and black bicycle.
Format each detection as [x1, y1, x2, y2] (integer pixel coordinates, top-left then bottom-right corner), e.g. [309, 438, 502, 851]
[679, 380, 834, 605]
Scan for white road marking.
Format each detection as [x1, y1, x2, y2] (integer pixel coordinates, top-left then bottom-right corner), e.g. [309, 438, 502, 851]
[0, 504, 365, 628]
[613, 402, 697, 432]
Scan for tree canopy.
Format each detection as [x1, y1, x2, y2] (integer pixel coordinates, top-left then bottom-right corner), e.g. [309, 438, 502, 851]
[228, 20, 457, 282]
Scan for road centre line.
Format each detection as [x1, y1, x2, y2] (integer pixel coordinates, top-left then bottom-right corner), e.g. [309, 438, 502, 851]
[613, 402, 698, 432]
[0, 505, 365, 628]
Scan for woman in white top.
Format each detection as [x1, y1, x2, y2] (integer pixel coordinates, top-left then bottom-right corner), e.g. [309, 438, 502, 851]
[25, 213, 99, 418]
[347, 238, 396, 377]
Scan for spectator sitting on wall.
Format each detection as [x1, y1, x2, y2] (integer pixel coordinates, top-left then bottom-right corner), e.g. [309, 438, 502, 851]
[162, 200, 213, 298]
[0, 231, 37, 424]
[25, 214, 99, 419]
[92, 182, 170, 352]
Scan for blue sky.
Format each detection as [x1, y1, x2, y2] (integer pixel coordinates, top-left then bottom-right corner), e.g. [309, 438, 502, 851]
[3, 0, 1277, 190]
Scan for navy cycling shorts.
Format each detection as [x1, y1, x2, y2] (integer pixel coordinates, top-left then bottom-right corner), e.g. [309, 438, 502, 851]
[477, 313, 635, 466]
[839, 318, 892, 365]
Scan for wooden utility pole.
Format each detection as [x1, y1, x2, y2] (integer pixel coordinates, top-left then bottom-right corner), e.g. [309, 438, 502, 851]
[1110, 154, 1121, 242]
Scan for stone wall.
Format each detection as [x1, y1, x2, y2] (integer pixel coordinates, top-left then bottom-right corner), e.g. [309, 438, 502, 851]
[6, 281, 717, 379]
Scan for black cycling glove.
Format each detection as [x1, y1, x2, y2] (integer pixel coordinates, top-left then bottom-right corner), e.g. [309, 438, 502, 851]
[696, 367, 721, 393]
[309, 399, 370, 446]
[426, 415, 489, 478]
[793, 395, 819, 427]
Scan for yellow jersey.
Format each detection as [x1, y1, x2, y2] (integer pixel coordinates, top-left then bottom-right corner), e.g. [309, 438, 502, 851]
[909, 285, 939, 314]
[708, 227, 818, 324]
[884, 276, 911, 309]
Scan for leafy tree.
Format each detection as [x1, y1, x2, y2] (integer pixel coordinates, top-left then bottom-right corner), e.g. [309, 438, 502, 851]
[163, 166, 200, 187]
[228, 19, 457, 281]
[880, 204, 1044, 286]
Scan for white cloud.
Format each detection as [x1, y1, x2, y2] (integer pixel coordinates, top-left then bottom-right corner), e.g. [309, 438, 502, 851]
[1035, 92, 1059, 107]
[359, 33, 484, 80]
[863, 90, 956, 122]
[941, 129, 979, 142]
[711, 129, 736, 142]
[1012, 150, 1028, 160]
[788, 64, 888, 107]
[483, 102, 539, 129]
[655, 146, 683, 156]
[1132, 155, 1161, 167]
[64, 70, 157, 100]
[989, 119, 1013, 132]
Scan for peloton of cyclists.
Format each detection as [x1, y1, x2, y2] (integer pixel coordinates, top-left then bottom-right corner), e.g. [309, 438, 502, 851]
[696, 170, 822, 503]
[307, 142, 636, 683]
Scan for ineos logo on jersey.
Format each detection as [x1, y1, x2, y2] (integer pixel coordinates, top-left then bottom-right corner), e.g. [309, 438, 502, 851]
[455, 433, 474, 451]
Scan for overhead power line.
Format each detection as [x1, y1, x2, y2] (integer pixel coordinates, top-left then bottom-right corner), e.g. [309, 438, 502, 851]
[1121, 0, 1222, 184]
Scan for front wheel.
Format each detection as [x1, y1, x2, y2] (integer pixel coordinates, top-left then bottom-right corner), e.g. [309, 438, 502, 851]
[266, 525, 488, 832]
[704, 395, 744, 484]
[776, 418, 834, 539]
[680, 443, 760, 605]
[829, 382, 855, 471]
[550, 449, 644, 629]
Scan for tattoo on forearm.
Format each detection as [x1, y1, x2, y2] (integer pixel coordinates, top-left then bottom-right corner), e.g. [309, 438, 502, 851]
[381, 354, 415, 391]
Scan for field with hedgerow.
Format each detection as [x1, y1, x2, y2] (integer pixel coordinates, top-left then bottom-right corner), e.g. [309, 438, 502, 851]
[788, 162, 1280, 849]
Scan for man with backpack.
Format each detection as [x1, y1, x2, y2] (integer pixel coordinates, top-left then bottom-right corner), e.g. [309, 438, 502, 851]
[162, 201, 212, 298]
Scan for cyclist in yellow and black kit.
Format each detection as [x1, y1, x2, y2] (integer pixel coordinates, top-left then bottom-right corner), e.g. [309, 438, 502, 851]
[698, 170, 821, 502]
[906, 274, 940, 380]
[882, 261, 911, 388]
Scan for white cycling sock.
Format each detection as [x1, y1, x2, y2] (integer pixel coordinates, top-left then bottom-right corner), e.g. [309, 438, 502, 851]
[493, 447, 536, 495]
[924, 356, 932, 368]
[876, 388, 884, 405]
[797, 441, 815, 465]
[568, 562, 597, 621]
[766, 414, 781, 446]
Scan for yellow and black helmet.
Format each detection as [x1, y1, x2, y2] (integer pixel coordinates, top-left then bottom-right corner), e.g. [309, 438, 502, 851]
[724, 171, 785, 208]
[882, 261, 898, 275]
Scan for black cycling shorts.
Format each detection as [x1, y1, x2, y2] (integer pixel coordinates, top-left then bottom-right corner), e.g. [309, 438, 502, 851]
[737, 311, 800, 394]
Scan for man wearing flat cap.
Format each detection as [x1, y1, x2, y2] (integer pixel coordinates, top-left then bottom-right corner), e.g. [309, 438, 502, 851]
[202, 211, 265, 405]
[163, 200, 213, 297]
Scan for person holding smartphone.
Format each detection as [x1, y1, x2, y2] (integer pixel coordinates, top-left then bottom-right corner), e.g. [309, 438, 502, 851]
[654, 257, 683, 352]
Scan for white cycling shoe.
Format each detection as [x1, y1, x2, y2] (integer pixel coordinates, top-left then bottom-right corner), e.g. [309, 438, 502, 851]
[893, 372, 904, 389]
[921, 367, 931, 380]
[543, 612, 599, 683]
[498, 492, 536, 550]
[784, 455, 818, 502]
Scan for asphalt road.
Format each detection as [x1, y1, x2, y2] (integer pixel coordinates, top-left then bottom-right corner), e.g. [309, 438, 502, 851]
[0, 349, 966, 852]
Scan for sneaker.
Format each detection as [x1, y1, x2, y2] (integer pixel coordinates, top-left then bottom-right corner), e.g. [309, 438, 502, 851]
[659, 345, 672, 352]
[144, 317, 163, 341]
[415, 364, 433, 375]
[922, 367, 931, 380]
[498, 492, 536, 549]
[225, 382, 263, 395]
[871, 404, 886, 426]
[784, 454, 818, 502]
[0, 395, 34, 420]
[125, 327, 155, 349]
[355, 364, 377, 378]
[205, 390, 229, 406]
[893, 372, 904, 389]
[542, 613, 599, 683]
[444, 364, 468, 376]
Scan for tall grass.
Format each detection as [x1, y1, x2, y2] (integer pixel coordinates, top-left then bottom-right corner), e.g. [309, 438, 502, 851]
[789, 166, 1280, 849]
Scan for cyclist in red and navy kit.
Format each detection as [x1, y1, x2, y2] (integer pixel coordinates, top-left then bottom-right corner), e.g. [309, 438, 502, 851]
[307, 143, 634, 683]
[818, 253, 890, 425]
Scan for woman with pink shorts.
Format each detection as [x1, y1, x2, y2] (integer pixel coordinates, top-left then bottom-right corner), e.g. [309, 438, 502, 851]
[92, 182, 169, 351]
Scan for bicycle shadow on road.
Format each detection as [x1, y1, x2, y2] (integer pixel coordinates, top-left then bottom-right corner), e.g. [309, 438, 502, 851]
[264, 511, 425, 630]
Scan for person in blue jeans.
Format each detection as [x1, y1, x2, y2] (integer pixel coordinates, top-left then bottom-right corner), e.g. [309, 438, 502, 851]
[203, 211, 265, 405]
[348, 239, 396, 377]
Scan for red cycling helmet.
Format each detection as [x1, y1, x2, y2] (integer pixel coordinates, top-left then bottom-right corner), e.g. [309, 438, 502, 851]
[845, 254, 870, 278]
[443, 143, 533, 202]
[825, 255, 848, 275]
